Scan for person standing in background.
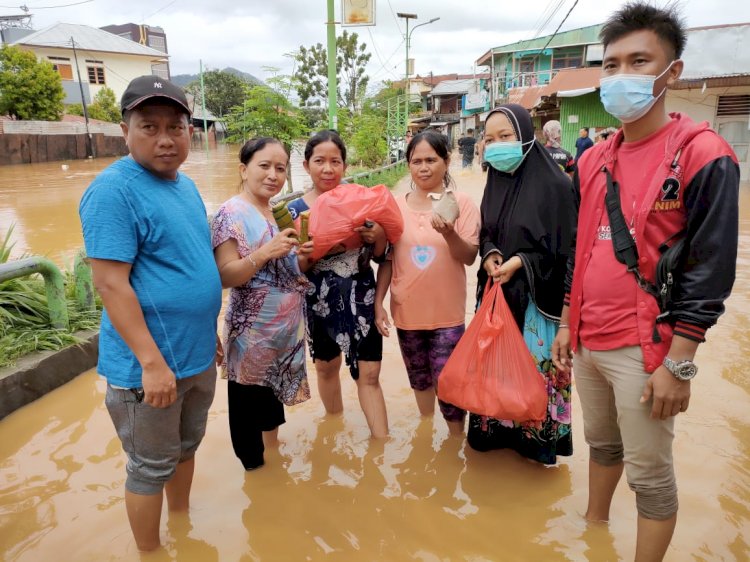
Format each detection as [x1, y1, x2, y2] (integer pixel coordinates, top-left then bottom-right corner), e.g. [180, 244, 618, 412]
[543, 120, 575, 175]
[575, 127, 594, 162]
[458, 129, 478, 169]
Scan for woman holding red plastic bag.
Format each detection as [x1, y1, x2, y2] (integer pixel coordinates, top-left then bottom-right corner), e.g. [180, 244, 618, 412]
[374, 130, 480, 436]
[470, 104, 576, 464]
[287, 130, 390, 438]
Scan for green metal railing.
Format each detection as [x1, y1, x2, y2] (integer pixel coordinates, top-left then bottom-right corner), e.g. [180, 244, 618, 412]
[0, 256, 70, 329]
[73, 250, 96, 312]
[343, 159, 406, 185]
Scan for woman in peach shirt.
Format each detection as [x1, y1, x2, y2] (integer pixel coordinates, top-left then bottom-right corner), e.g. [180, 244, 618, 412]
[375, 130, 480, 435]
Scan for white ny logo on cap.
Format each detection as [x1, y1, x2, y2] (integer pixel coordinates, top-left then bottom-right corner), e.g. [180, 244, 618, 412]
[154, 82, 163, 89]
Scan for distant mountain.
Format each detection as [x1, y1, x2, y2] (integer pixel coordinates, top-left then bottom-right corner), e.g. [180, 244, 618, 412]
[171, 67, 264, 88]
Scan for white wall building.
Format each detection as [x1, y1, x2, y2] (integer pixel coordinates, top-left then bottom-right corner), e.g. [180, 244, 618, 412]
[665, 23, 750, 179]
[12, 23, 169, 106]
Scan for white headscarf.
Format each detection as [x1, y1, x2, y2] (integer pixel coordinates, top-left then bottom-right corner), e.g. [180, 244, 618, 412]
[543, 120, 562, 149]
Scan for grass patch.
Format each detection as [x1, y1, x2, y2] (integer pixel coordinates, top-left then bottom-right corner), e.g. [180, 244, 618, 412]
[345, 162, 407, 188]
[0, 226, 101, 368]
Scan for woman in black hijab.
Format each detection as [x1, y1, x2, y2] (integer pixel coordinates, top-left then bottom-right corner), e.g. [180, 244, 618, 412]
[468, 103, 576, 465]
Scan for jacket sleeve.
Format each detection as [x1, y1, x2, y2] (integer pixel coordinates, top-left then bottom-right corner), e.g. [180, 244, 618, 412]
[671, 156, 739, 341]
[563, 169, 581, 306]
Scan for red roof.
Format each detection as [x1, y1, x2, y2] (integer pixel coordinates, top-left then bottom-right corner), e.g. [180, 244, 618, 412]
[541, 67, 602, 96]
[507, 86, 547, 109]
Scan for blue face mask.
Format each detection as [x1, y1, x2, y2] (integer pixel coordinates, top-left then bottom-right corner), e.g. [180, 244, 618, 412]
[599, 62, 674, 123]
[484, 140, 533, 173]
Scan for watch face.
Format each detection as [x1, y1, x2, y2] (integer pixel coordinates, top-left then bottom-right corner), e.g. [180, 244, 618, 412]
[676, 362, 698, 380]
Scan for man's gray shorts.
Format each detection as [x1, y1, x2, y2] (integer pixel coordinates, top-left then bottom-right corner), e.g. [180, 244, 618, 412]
[105, 365, 217, 495]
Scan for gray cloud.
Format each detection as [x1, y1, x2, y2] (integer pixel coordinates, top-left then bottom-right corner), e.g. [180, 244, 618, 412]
[20, 0, 749, 84]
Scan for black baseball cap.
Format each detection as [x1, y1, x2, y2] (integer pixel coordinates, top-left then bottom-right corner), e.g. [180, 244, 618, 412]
[121, 75, 191, 117]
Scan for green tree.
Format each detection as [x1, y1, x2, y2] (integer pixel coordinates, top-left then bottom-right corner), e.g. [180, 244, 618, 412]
[224, 84, 307, 148]
[87, 87, 120, 123]
[186, 69, 247, 118]
[349, 113, 387, 167]
[0, 45, 65, 121]
[294, 30, 371, 113]
[65, 88, 121, 123]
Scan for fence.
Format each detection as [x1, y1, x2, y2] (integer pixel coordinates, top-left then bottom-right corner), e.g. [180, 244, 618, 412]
[1, 120, 122, 136]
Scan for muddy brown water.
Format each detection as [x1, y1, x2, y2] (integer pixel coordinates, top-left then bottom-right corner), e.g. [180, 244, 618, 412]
[0, 149, 748, 561]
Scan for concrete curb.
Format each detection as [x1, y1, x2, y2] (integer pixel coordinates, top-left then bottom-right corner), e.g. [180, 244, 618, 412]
[0, 330, 98, 420]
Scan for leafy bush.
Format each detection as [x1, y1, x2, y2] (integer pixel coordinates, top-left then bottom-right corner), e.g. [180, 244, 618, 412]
[0, 226, 101, 368]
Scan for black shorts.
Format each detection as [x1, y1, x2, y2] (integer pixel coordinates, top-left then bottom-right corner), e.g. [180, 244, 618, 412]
[310, 321, 383, 367]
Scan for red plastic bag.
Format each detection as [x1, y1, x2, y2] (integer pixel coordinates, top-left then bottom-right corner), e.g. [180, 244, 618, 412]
[437, 281, 547, 421]
[308, 184, 404, 260]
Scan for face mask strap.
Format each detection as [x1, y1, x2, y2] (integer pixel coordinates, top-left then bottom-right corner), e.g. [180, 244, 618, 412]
[652, 60, 676, 99]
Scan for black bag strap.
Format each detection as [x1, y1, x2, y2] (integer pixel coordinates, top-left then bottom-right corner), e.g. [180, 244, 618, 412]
[601, 166, 660, 299]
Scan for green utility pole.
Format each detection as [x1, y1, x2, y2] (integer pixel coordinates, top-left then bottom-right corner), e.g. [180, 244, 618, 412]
[405, 18, 410, 96]
[199, 59, 210, 154]
[397, 13, 417, 100]
[326, 0, 338, 130]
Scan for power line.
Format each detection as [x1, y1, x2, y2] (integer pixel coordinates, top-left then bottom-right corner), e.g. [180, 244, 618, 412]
[529, 0, 564, 39]
[535, 0, 567, 39]
[143, 0, 178, 21]
[501, 0, 581, 87]
[367, 27, 400, 80]
[368, 39, 405, 82]
[386, 0, 402, 34]
[0, 0, 94, 9]
[539, 0, 580, 54]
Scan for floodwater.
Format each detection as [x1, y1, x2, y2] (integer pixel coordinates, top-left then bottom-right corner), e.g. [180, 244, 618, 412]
[0, 143, 311, 266]
[0, 150, 748, 561]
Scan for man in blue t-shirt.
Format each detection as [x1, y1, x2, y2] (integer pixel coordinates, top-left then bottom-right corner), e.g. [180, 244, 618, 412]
[79, 76, 222, 552]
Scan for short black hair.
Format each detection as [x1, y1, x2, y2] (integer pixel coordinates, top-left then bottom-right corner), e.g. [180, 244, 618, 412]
[304, 129, 347, 162]
[600, 2, 687, 59]
[581, 127, 589, 133]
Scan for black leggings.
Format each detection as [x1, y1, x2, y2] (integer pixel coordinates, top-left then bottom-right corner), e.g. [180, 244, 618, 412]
[227, 381, 285, 470]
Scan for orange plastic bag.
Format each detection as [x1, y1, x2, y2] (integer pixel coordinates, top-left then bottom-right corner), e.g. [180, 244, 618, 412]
[437, 281, 547, 421]
[308, 184, 404, 260]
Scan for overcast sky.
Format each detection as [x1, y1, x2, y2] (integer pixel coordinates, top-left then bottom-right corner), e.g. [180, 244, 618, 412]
[10, 0, 750, 92]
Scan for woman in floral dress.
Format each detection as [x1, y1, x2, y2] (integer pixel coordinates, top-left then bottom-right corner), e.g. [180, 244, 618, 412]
[212, 137, 314, 470]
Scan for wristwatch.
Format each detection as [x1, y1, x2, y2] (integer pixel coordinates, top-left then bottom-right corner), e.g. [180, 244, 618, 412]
[662, 357, 698, 381]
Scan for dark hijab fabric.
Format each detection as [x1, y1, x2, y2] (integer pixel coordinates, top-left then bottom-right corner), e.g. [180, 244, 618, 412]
[478, 103, 576, 328]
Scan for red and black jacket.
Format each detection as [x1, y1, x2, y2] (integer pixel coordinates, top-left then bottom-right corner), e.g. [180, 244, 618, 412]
[564, 113, 739, 372]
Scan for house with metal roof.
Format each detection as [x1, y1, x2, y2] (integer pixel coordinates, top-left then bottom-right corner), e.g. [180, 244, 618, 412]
[476, 24, 604, 107]
[11, 22, 169, 106]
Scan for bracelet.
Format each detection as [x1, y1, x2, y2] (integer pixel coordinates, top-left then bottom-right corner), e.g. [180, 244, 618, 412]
[246, 253, 259, 268]
[558, 323, 570, 329]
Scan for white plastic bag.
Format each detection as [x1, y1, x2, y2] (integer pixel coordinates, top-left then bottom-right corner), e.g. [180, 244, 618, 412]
[428, 190, 460, 222]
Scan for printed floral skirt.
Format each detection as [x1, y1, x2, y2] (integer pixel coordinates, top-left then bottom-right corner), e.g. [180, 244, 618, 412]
[467, 301, 573, 465]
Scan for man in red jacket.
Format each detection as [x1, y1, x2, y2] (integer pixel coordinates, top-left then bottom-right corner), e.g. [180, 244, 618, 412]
[552, 3, 739, 561]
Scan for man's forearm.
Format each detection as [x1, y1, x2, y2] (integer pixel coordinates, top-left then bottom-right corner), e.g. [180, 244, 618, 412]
[666, 334, 699, 362]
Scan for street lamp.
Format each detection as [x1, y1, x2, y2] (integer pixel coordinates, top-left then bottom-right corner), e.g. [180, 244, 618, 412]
[397, 13, 440, 96]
